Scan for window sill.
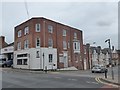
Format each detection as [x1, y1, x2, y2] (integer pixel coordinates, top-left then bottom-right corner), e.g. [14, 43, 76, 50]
[36, 47, 41, 48]
[74, 50, 80, 53]
[63, 48, 67, 50]
[48, 47, 53, 48]
[36, 31, 40, 32]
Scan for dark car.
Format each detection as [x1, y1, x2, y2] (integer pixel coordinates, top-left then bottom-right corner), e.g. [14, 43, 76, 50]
[2, 60, 13, 67]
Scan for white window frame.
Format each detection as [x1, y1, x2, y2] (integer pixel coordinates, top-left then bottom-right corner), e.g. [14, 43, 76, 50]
[68, 41, 70, 48]
[36, 38, 40, 48]
[63, 40, 67, 49]
[48, 25, 53, 33]
[73, 41, 80, 50]
[49, 54, 53, 63]
[78, 42, 80, 50]
[18, 30, 21, 37]
[24, 40, 29, 49]
[36, 51, 40, 58]
[63, 29, 66, 36]
[48, 38, 53, 48]
[74, 32, 77, 39]
[24, 26, 29, 35]
[17, 42, 21, 50]
[35, 23, 41, 32]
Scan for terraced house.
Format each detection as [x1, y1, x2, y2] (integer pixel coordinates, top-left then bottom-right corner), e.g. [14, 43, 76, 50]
[0, 36, 14, 62]
[14, 17, 84, 70]
[83, 43, 119, 70]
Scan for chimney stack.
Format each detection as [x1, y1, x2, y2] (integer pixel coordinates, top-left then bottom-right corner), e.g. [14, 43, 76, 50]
[0, 36, 5, 48]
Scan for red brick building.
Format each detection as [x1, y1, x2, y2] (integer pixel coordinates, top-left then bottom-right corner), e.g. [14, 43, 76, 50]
[14, 17, 84, 70]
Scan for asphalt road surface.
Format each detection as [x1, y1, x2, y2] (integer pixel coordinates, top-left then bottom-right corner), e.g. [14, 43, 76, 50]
[1, 69, 117, 88]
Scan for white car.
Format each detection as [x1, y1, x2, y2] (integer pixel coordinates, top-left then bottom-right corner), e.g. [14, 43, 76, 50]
[91, 66, 108, 73]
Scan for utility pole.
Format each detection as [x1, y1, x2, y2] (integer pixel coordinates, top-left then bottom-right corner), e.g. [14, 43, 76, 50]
[42, 53, 44, 71]
[105, 39, 114, 80]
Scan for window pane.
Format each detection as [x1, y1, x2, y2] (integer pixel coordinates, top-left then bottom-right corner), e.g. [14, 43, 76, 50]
[35, 23, 40, 32]
[17, 42, 21, 50]
[48, 25, 53, 33]
[74, 32, 77, 39]
[18, 30, 21, 37]
[63, 40, 67, 49]
[24, 26, 29, 35]
[75, 43, 77, 49]
[17, 54, 27, 58]
[17, 59, 22, 65]
[63, 30, 66, 36]
[23, 59, 27, 65]
[78, 42, 80, 50]
[36, 51, 40, 58]
[68, 41, 70, 48]
[48, 38, 53, 47]
[24, 40, 29, 49]
[36, 38, 40, 48]
[49, 54, 53, 63]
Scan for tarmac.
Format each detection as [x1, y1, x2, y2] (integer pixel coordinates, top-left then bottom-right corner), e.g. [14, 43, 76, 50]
[1, 66, 120, 87]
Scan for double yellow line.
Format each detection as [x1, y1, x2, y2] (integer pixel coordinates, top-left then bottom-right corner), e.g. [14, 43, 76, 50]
[95, 77, 119, 88]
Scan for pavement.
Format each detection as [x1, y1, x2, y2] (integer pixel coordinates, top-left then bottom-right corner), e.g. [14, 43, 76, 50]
[98, 65, 119, 87]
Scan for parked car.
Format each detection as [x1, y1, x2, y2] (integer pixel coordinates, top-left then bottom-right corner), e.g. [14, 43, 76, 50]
[2, 60, 13, 67]
[91, 65, 108, 73]
[0, 59, 5, 67]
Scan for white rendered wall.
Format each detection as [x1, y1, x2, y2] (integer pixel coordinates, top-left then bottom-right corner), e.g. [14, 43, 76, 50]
[41, 48, 57, 70]
[1, 46, 14, 54]
[14, 48, 57, 70]
[14, 49, 30, 69]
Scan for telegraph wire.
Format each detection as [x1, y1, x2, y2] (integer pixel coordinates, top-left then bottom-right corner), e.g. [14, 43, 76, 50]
[24, 0, 29, 19]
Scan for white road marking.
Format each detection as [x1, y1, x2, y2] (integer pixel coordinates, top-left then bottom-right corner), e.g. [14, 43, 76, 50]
[68, 78, 77, 81]
[55, 77, 61, 79]
[86, 81, 98, 84]
[7, 85, 14, 88]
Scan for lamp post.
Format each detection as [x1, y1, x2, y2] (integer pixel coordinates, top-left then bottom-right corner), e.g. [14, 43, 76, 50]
[86, 43, 90, 69]
[105, 39, 114, 80]
[42, 53, 44, 71]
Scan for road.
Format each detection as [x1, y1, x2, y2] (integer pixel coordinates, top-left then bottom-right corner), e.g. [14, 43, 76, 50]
[56, 66, 119, 78]
[1, 68, 117, 89]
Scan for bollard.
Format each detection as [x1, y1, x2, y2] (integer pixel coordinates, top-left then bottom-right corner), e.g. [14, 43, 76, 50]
[105, 69, 108, 78]
[45, 66, 47, 73]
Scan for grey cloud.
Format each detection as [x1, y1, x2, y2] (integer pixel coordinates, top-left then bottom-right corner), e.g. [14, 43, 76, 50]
[2, 2, 118, 49]
[97, 21, 113, 27]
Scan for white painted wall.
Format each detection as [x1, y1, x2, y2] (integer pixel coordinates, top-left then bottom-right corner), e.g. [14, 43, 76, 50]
[14, 48, 57, 70]
[14, 49, 30, 69]
[1, 46, 14, 54]
[41, 48, 57, 70]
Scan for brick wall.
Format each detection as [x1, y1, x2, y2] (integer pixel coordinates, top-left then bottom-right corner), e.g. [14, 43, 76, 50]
[14, 17, 84, 70]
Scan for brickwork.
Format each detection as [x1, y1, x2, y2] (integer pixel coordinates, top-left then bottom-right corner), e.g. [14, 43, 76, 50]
[14, 17, 84, 70]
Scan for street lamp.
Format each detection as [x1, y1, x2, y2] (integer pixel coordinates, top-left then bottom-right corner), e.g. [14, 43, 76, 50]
[42, 53, 44, 71]
[105, 39, 114, 80]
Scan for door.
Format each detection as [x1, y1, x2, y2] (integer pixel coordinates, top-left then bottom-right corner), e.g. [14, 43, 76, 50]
[63, 52, 68, 68]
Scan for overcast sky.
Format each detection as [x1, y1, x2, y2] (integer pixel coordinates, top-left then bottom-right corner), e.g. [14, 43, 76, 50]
[0, 0, 118, 49]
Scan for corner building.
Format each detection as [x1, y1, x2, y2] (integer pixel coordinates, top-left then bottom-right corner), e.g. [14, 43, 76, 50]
[14, 17, 84, 70]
